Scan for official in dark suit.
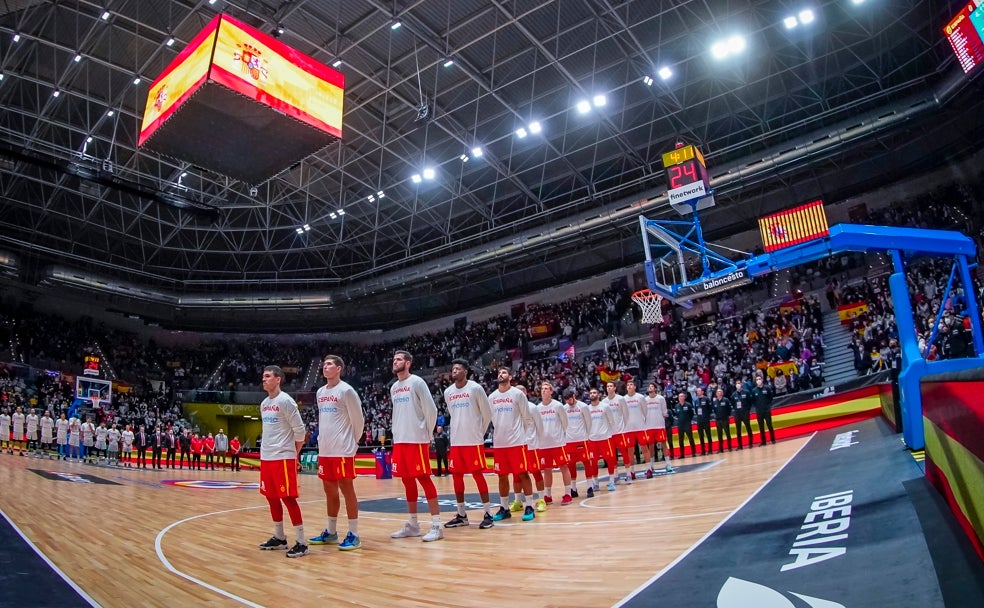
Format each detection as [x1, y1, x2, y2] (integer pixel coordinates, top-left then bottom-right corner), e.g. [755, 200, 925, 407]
[151, 427, 165, 469]
[133, 425, 150, 468]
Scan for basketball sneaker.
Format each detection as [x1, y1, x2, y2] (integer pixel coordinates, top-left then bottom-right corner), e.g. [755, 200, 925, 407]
[509, 499, 523, 512]
[630, 470, 636, 481]
[646, 468, 653, 479]
[543, 495, 553, 504]
[570, 488, 579, 498]
[586, 487, 594, 498]
[338, 532, 361, 551]
[479, 512, 495, 529]
[521, 506, 535, 521]
[534, 498, 547, 513]
[308, 530, 339, 545]
[422, 524, 444, 542]
[285, 542, 309, 558]
[625, 473, 633, 485]
[561, 494, 573, 505]
[444, 514, 469, 528]
[665, 464, 676, 473]
[607, 482, 616, 492]
[492, 506, 511, 521]
[258, 537, 288, 550]
[391, 522, 421, 538]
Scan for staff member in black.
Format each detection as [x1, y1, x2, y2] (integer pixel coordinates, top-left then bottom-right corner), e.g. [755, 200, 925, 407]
[433, 425, 450, 477]
[133, 425, 150, 468]
[693, 387, 713, 456]
[151, 426, 165, 469]
[731, 380, 754, 450]
[675, 392, 695, 458]
[664, 387, 676, 459]
[178, 429, 192, 469]
[751, 375, 776, 445]
[712, 387, 732, 453]
[165, 428, 177, 469]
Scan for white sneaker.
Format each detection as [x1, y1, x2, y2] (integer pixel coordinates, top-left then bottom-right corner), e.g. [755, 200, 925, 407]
[421, 525, 444, 542]
[390, 522, 421, 538]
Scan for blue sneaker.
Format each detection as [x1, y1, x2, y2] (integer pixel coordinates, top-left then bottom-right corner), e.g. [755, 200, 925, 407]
[308, 529, 339, 545]
[521, 505, 535, 521]
[492, 506, 511, 521]
[586, 487, 594, 498]
[338, 531, 361, 551]
[607, 482, 616, 492]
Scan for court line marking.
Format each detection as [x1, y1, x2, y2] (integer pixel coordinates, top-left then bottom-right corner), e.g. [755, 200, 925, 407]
[0, 505, 100, 607]
[612, 433, 817, 607]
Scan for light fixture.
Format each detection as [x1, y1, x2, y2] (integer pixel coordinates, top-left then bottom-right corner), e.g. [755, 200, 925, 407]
[180, 172, 188, 178]
[12, 34, 20, 42]
[303, 223, 311, 231]
[52, 90, 61, 97]
[337, 209, 345, 216]
[332, 60, 342, 68]
[74, 54, 83, 62]
[592, 94, 606, 107]
[296, 227, 304, 234]
[658, 66, 673, 80]
[642, 75, 654, 86]
[411, 173, 422, 184]
[515, 127, 528, 139]
[86, 136, 94, 143]
[106, 109, 115, 117]
[784, 16, 799, 29]
[471, 147, 483, 158]
[376, 190, 385, 199]
[528, 121, 542, 134]
[368, 194, 376, 202]
[101, 11, 111, 20]
[459, 154, 469, 162]
[391, 21, 402, 30]
[166, 37, 175, 47]
[0, 73, 4, 81]
[443, 58, 454, 68]
[422, 167, 436, 180]
[576, 100, 591, 114]
[329, 212, 338, 219]
[133, 77, 141, 85]
[272, 25, 284, 38]
[711, 35, 746, 59]
[851, 0, 864, 4]
[209, 0, 217, 4]
[798, 9, 815, 24]
[728, 35, 746, 53]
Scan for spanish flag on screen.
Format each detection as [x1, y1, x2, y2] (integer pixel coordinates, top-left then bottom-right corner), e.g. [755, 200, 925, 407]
[759, 200, 829, 252]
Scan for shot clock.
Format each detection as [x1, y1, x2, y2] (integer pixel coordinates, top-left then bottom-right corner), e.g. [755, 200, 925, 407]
[662, 144, 711, 208]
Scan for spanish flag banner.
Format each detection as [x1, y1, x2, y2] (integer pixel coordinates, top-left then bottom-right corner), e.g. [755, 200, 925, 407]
[759, 200, 829, 253]
[767, 361, 798, 379]
[838, 302, 869, 324]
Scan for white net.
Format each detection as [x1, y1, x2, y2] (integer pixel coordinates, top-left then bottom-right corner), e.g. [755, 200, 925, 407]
[632, 290, 664, 324]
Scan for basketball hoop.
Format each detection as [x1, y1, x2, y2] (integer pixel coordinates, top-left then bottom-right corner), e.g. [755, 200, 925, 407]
[632, 289, 665, 324]
[90, 396, 101, 410]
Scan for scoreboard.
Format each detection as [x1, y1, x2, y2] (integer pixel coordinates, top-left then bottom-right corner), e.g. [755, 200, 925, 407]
[944, 1, 984, 74]
[662, 144, 712, 211]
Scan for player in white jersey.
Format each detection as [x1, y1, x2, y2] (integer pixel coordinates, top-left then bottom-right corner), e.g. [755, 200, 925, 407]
[308, 355, 365, 552]
[120, 425, 135, 467]
[256, 365, 309, 558]
[55, 413, 69, 459]
[622, 380, 650, 481]
[488, 367, 536, 522]
[40, 411, 55, 458]
[0, 408, 11, 454]
[67, 416, 82, 461]
[81, 417, 96, 463]
[26, 408, 40, 456]
[441, 359, 495, 530]
[562, 388, 592, 498]
[519, 388, 547, 513]
[601, 382, 631, 484]
[586, 388, 618, 495]
[389, 351, 444, 542]
[534, 382, 573, 506]
[11, 406, 26, 456]
[645, 383, 674, 475]
[95, 422, 109, 463]
[107, 424, 121, 465]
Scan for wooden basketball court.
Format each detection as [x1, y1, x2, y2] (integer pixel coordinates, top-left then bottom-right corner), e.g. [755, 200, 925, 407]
[0, 439, 808, 607]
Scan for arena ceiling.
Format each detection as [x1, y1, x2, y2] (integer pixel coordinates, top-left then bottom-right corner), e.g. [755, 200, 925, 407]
[0, 0, 981, 332]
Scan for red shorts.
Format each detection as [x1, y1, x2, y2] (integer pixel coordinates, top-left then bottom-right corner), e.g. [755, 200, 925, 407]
[448, 445, 487, 474]
[259, 459, 299, 498]
[588, 438, 614, 463]
[526, 448, 541, 472]
[626, 430, 650, 446]
[610, 433, 628, 452]
[648, 428, 668, 443]
[317, 456, 356, 481]
[565, 441, 591, 463]
[538, 446, 570, 468]
[391, 443, 432, 478]
[493, 445, 531, 476]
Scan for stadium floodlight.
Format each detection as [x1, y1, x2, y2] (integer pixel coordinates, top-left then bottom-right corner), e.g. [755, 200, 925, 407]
[443, 58, 454, 68]
[52, 90, 61, 97]
[658, 66, 673, 80]
[515, 127, 528, 139]
[784, 16, 798, 28]
[295, 227, 304, 234]
[74, 54, 83, 62]
[332, 60, 342, 68]
[133, 77, 141, 85]
[101, 11, 111, 21]
[377, 190, 385, 199]
[422, 167, 436, 180]
[411, 173, 422, 184]
[329, 212, 338, 219]
[711, 35, 746, 59]
[391, 22, 402, 30]
[642, 75, 654, 86]
[459, 154, 469, 162]
[368, 194, 376, 202]
[592, 94, 606, 107]
[337, 209, 345, 216]
[303, 224, 311, 231]
[576, 100, 591, 114]
[166, 37, 175, 47]
[471, 147, 483, 158]
[727, 35, 746, 53]
[12, 33, 20, 42]
[798, 9, 815, 24]
[528, 121, 542, 134]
